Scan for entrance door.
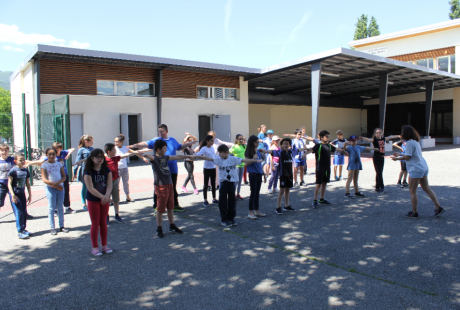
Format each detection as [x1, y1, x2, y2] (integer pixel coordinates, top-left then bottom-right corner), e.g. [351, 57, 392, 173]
[213, 115, 231, 142]
[120, 114, 141, 160]
[198, 115, 212, 142]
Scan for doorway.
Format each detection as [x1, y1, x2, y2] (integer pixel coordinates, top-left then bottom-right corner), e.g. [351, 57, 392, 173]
[198, 115, 212, 142]
[198, 114, 231, 143]
[120, 114, 141, 160]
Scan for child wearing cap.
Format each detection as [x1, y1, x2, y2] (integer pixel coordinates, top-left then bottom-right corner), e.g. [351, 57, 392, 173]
[331, 130, 347, 181]
[344, 135, 379, 198]
[312, 130, 347, 208]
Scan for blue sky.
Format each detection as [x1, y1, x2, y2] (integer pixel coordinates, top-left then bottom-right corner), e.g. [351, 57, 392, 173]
[0, 0, 454, 72]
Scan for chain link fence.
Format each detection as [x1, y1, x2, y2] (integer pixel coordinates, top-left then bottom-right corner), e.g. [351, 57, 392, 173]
[37, 95, 69, 150]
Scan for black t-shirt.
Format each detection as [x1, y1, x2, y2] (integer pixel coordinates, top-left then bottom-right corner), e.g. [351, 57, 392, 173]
[84, 167, 111, 202]
[272, 150, 293, 179]
[372, 138, 386, 157]
[312, 143, 336, 170]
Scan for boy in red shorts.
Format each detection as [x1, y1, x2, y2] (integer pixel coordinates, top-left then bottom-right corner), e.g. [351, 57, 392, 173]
[142, 140, 194, 238]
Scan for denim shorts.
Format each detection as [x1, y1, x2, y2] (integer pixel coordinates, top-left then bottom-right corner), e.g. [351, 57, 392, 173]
[294, 159, 305, 168]
[333, 154, 345, 166]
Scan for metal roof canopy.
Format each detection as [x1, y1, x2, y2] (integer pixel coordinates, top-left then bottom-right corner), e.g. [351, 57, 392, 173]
[245, 48, 460, 106]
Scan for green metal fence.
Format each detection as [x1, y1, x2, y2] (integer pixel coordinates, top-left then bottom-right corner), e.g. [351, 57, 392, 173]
[37, 95, 72, 176]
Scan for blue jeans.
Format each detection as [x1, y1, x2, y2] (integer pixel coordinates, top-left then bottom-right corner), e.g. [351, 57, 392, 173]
[45, 186, 65, 229]
[236, 167, 244, 194]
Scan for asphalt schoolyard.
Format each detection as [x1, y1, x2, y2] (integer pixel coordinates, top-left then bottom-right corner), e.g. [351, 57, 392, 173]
[1, 145, 460, 309]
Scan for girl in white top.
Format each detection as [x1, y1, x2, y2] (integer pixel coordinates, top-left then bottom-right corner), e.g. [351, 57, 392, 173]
[391, 125, 445, 218]
[41, 147, 68, 235]
[207, 130, 233, 190]
[114, 134, 135, 202]
[196, 135, 218, 206]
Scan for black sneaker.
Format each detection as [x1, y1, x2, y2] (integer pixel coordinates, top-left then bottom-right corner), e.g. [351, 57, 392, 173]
[374, 188, 380, 192]
[344, 193, 353, 199]
[244, 181, 249, 185]
[319, 199, 331, 205]
[402, 181, 408, 187]
[66, 207, 76, 214]
[23, 230, 32, 236]
[397, 181, 402, 187]
[169, 224, 183, 234]
[275, 207, 283, 215]
[107, 216, 110, 225]
[173, 205, 185, 212]
[405, 211, 419, 218]
[60, 227, 69, 233]
[157, 227, 164, 238]
[216, 185, 220, 190]
[354, 192, 366, 197]
[212, 199, 219, 204]
[221, 220, 232, 227]
[203, 201, 210, 207]
[26, 214, 34, 219]
[283, 205, 296, 211]
[230, 219, 238, 226]
[312, 201, 319, 209]
[434, 207, 445, 217]
[114, 215, 125, 223]
[299, 181, 305, 186]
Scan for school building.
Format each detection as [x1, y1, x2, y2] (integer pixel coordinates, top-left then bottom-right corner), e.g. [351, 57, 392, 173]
[9, 18, 460, 156]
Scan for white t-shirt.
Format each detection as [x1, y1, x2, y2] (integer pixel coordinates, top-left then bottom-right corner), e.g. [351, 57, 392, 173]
[116, 146, 129, 169]
[41, 161, 64, 186]
[213, 156, 242, 183]
[196, 146, 218, 169]
[404, 140, 428, 174]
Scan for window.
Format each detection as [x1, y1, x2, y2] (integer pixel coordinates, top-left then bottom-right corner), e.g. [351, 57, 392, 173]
[196, 86, 238, 100]
[416, 58, 434, 69]
[451, 55, 456, 74]
[97, 80, 155, 96]
[437, 55, 455, 73]
[97, 80, 114, 95]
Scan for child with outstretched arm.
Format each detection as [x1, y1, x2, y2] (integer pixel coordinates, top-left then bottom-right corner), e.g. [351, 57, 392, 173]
[393, 139, 408, 188]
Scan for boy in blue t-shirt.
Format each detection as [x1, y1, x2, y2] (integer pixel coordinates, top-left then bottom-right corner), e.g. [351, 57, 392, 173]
[0, 144, 16, 209]
[393, 139, 408, 188]
[344, 135, 378, 198]
[292, 129, 307, 187]
[8, 153, 32, 239]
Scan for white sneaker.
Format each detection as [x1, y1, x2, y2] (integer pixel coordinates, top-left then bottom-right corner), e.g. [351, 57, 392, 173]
[274, 188, 279, 193]
[268, 189, 273, 194]
[248, 213, 257, 219]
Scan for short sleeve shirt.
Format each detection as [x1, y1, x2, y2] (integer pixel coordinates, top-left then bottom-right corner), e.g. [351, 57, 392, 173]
[8, 167, 30, 193]
[0, 157, 15, 185]
[151, 155, 172, 186]
[273, 149, 293, 179]
[395, 140, 407, 163]
[246, 151, 264, 174]
[106, 156, 120, 180]
[196, 146, 217, 169]
[146, 137, 181, 174]
[257, 132, 266, 149]
[372, 138, 386, 157]
[331, 139, 347, 155]
[312, 143, 336, 170]
[44, 150, 69, 175]
[292, 138, 306, 159]
[115, 146, 129, 169]
[41, 162, 64, 186]
[213, 156, 242, 183]
[346, 145, 366, 170]
[84, 167, 111, 202]
[229, 144, 246, 168]
[404, 140, 428, 174]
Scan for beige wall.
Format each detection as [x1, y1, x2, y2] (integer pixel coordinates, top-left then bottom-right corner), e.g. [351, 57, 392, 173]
[454, 88, 460, 137]
[363, 89, 453, 105]
[162, 76, 249, 142]
[41, 94, 157, 150]
[248, 104, 365, 138]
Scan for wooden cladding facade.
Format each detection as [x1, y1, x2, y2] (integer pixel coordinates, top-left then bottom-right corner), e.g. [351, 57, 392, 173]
[390, 46, 455, 62]
[162, 70, 240, 98]
[40, 59, 240, 98]
[40, 59, 156, 95]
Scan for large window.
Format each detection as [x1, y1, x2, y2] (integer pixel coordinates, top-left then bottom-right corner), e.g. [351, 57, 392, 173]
[437, 55, 455, 73]
[97, 80, 155, 96]
[416, 58, 434, 69]
[197, 86, 238, 100]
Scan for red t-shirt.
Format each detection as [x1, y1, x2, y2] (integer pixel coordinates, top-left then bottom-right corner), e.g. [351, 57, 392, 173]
[106, 156, 120, 180]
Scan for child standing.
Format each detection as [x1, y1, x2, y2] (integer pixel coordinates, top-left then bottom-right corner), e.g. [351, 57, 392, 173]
[393, 139, 408, 188]
[229, 134, 246, 200]
[331, 130, 347, 181]
[262, 138, 311, 214]
[142, 140, 191, 237]
[41, 148, 69, 235]
[114, 134, 135, 202]
[8, 153, 32, 239]
[312, 130, 347, 208]
[292, 129, 307, 187]
[198, 144, 262, 226]
[0, 145, 17, 210]
[344, 135, 379, 198]
[84, 148, 113, 256]
[267, 136, 281, 194]
[196, 135, 218, 206]
[72, 135, 94, 210]
[181, 133, 199, 195]
[243, 136, 249, 185]
[360, 129, 400, 194]
[105, 143, 144, 224]
[245, 136, 268, 219]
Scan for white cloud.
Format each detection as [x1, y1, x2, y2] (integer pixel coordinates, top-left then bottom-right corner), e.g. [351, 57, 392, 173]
[4, 46, 24, 52]
[224, 0, 234, 45]
[0, 24, 90, 49]
[278, 10, 312, 60]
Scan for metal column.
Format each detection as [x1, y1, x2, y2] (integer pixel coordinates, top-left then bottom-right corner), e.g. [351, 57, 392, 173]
[379, 73, 388, 131]
[425, 81, 434, 137]
[311, 62, 322, 139]
[22, 93, 27, 156]
[155, 69, 163, 127]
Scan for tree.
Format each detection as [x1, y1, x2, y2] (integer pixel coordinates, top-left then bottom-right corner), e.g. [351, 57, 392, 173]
[368, 16, 380, 37]
[449, 0, 460, 19]
[0, 87, 13, 142]
[354, 14, 368, 40]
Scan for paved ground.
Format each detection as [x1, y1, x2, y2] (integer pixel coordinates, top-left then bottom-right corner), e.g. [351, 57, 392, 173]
[1, 145, 460, 309]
